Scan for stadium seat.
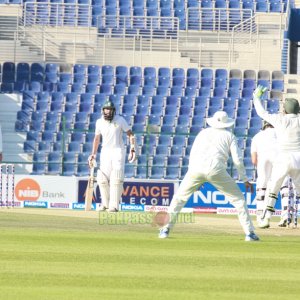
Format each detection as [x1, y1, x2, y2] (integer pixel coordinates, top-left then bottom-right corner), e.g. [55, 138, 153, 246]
[2, 62, 15, 84]
[16, 62, 30, 83]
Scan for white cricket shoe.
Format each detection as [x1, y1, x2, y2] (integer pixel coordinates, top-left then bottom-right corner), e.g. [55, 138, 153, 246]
[99, 205, 108, 211]
[158, 227, 169, 239]
[258, 218, 270, 229]
[245, 232, 260, 242]
[278, 218, 287, 227]
[108, 208, 118, 212]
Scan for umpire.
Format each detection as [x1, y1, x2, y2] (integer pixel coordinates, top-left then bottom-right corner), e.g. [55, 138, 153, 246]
[253, 86, 300, 228]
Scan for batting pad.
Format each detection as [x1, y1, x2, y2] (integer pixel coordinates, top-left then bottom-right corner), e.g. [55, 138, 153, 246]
[110, 169, 124, 211]
[97, 169, 110, 208]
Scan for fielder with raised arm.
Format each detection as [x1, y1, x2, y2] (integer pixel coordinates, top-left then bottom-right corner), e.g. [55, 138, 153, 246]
[88, 100, 136, 212]
[253, 86, 300, 228]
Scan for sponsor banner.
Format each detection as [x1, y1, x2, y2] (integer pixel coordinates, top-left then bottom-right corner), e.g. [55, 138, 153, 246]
[185, 182, 282, 210]
[15, 175, 77, 203]
[77, 180, 175, 207]
[24, 201, 48, 208]
[193, 207, 217, 214]
[144, 205, 169, 212]
[121, 204, 144, 211]
[72, 203, 97, 210]
[0, 201, 23, 208]
[49, 202, 70, 209]
[144, 206, 193, 213]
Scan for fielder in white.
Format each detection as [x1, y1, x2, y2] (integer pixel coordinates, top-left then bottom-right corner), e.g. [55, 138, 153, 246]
[253, 86, 300, 228]
[159, 111, 259, 242]
[251, 122, 293, 227]
[88, 100, 136, 212]
[251, 122, 277, 224]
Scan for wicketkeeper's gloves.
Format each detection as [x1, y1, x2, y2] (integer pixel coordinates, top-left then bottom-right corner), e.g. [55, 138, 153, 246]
[253, 85, 268, 99]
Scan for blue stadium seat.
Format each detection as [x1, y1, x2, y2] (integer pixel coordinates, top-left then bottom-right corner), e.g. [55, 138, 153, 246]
[271, 80, 284, 91]
[1, 83, 14, 93]
[175, 125, 189, 135]
[270, 1, 283, 12]
[46, 111, 59, 123]
[229, 78, 241, 89]
[241, 88, 254, 100]
[143, 67, 156, 79]
[2, 62, 15, 83]
[148, 115, 161, 126]
[23, 140, 36, 153]
[179, 105, 192, 116]
[213, 87, 226, 98]
[170, 86, 182, 96]
[142, 85, 155, 96]
[124, 164, 135, 178]
[155, 145, 169, 155]
[150, 166, 165, 179]
[143, 76, 156, 88]
[198, 87, 211, 97]
[256, 1, 268, 12]
[32, 162, 46, 175]
[16, 62, 30, 83]
[76, 163, 90, 177]
[243, 79, 256, 90]
[158, 135, 172, 146]
[44, 121, 57, 132]
[30, 63, 45, 82]
[227, 88, 240, 99]
[215, 77, 227, 89]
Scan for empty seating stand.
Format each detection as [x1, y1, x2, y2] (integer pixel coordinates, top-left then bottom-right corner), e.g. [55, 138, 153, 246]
[8, 63, 286, 178]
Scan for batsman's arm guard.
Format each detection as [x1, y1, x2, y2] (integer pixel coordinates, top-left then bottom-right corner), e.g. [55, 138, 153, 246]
[128, 135, 137, 163]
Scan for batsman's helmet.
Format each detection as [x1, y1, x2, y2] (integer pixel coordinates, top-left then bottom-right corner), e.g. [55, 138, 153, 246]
[102, 100, 115, 121]
[284, 98, 300, 114]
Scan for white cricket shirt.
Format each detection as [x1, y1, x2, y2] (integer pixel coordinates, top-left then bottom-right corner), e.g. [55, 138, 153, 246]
[253, 97, 300, 152]
[189, 127, 248, 182]
[95, 115, 130, 149]
[250, 127, 277, 157]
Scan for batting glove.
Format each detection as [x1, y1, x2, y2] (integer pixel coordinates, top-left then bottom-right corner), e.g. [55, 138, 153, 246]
[253, 85, 267, 99]
[128, 144, 137, 163]
[88, 154, 97, 169]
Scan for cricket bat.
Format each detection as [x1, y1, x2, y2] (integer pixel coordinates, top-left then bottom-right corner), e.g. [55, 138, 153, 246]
[85, 161, 96, 211]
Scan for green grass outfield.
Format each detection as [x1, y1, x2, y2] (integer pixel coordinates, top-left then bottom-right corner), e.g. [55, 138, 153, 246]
[0, 209, 300, 300]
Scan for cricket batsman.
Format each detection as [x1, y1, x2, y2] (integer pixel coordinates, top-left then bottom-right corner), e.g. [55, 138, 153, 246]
[88, 100, 136, 212]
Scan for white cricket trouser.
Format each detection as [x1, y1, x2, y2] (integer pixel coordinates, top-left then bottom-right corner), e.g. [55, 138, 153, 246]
[97, 147, 126, 209]
[256, 154, 275, 189]
[255, 154, 275, 220]
[166, 161, 255, 235]
[265, 152, 300, 210]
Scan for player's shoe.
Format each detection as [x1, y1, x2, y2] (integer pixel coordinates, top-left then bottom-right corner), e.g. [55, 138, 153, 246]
[108, 208, 118, 212]
[245, 232, 260, 242]
[278, 218, 287, 227]
[158, 227, 169, 239]
[99, 205, 107, 211]
[258, 218, 270, 229]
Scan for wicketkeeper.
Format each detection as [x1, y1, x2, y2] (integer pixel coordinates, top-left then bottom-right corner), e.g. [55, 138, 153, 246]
[253, 85, 300, 228]
[88, 100, 136, 212]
